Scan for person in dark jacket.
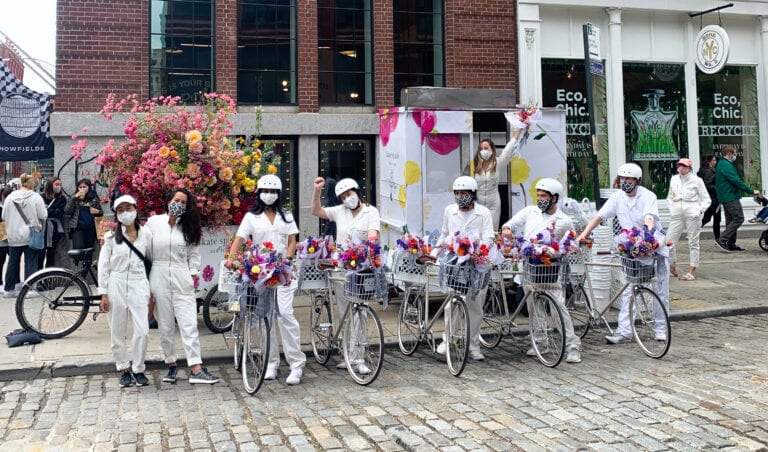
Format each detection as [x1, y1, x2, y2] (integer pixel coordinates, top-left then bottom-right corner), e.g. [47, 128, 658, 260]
[64, 178, 103, 254]
[714, 146, 761, 252]
[39, 177, 68, 268]
[698, 154, 720, 240]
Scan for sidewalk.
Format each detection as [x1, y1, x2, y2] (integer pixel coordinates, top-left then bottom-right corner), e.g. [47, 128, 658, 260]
[1, 239, 767, 381]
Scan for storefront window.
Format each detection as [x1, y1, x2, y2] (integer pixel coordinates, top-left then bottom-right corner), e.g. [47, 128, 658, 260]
[234, 135, 297, 213]
[697, 66, 761, 188]
[393, 0, 444, 105]
[542, 59, 608, 200]
[623, 63, 687, 198]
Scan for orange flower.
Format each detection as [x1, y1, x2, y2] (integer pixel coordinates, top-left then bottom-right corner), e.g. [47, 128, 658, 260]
[268, 164, 278, 174]
[158, 146, 170, 157]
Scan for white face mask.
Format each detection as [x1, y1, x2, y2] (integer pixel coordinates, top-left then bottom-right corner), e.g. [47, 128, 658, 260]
[344, 195, 360, 210]
[117, 210, 137, 225]
[479, 150, 493, 160]
[260, 192, 278, 206]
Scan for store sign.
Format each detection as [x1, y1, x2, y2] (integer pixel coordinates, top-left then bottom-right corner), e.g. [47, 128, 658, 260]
[694, 25, 730, 74]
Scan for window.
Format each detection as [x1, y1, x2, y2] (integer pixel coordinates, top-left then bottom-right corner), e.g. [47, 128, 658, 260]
[237, 0, 297, 104]
[150, 0, 214, 102]
[393, 0, 444, 105]
[317, 0, 373, 105]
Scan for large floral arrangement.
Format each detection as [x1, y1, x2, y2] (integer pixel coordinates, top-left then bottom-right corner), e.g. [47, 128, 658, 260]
[614, 226, 661, 259]
[296, 236, 335, 260]
[83, 93, 280, 227]
[338, 240, 384, 272]
[520, 226, 577, 266]
[228, 241, 293, 292]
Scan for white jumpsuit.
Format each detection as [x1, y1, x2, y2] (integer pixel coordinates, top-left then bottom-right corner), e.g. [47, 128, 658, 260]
[436, 203, 495, 351]
[598, 187, 670, 337]
[145, 214, 203, 367]
[98, 227, 153, 373]
[474, 137, 517, 229]
[666, 173, 711, 268]
[235, 211, 305, 372]
[502, 206, 581, 352]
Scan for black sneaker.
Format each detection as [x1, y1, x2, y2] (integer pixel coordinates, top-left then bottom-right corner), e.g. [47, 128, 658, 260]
[119, 370, 134, 388]
[729, 244, 746, 252]
[134, 372, 149, 386]
[189, 368, 220, 384]
[163, 365, 178, 383]
[714, 240, 731, 253]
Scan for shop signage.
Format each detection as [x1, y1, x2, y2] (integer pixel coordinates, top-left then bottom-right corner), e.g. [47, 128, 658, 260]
[694, 25, 730, 74]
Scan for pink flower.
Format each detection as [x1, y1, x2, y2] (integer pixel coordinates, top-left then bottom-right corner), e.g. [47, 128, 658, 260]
[427, 134, 460, 155]
[412, 110, 436, 144]
[379, 109, 399, 146]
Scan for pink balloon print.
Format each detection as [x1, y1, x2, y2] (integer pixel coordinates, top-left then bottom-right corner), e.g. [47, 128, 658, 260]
[379, 111, 399, 147]
[427, 133, 460, 155]
[412, 110, 436, 144]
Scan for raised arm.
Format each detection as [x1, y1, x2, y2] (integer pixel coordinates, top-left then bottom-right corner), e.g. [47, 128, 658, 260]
[311, 177, 329, 220]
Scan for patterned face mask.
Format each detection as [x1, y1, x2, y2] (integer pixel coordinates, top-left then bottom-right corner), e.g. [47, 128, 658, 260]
[168, 201, 186, 217]
[537, 199, 552, 212]
[620, 181, 636, 193]
[455, 193, 473, 209]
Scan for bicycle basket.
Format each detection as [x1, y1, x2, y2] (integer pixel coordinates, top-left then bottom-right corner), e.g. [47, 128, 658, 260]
[241, 285, 276, 318]
[297, 258, 330, 291]
[442, 257, 472, 294]
[344, 270, 377, 300]
[218, 261, 239, 294]
[523, 258, 565, 286]
[392, 250, 427, 286]
[619, 256, 656, 284]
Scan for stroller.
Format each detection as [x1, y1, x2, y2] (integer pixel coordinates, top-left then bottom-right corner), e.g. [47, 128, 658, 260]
[752, 194, 768, 251]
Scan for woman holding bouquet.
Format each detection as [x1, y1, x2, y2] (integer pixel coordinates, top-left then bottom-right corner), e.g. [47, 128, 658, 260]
[146, 188, 219, 385]
[469, 129, 522, 229]
[577, 163, 670, 344]
[227, 175, 305, 386]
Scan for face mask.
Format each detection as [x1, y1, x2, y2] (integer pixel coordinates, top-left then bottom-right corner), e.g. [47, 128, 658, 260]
[260, 192, 278, 206]
[53, 186, 61, 194]
[168, 202, 186, 217]
[537, 199, 552, 212]
[728, 155, 737, 162]
[455, 193, 474, 209]
[117, 210, 137, 226]
[344, 195, 360, 210]
[620, 181, 636, 193]
[479, 150, 493, 160]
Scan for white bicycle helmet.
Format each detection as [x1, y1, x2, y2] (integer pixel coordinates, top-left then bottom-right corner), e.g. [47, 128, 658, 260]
[257, 174, 282, 191]
[535, 178, 563, 200]
[452, 176, 478, 192]
[617, 163, 643, 180]
[334, 178, 359, 197]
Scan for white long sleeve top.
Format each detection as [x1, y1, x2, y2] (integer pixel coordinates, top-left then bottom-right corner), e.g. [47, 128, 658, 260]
[145, 214, 201, 294]
[667, 173, 711, 216]
[97, 226, 153, 295]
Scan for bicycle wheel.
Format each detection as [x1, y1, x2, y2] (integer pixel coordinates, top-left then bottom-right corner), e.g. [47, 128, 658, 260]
[16, 269, 91, 339]
[310, 293, 334, 365]
[397, 290, 422, 355]
[202, 286, 236, 333]
[565, 283, 591, 339]
[445, 296, 470, 377]
[342, 303, 384, 385]
[479, 287, 504, 349]
[231, 312, 243, 371]
[242, 311, 271, 395]
[528, 292, 566, 368]
[630, 287, 671, 359]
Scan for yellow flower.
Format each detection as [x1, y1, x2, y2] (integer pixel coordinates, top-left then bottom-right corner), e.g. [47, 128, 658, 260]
[268, 164, 278, 174]
[242, 154, 251, 165]
[398, 185, 407, 208]
[237, 137, 245, 145]
[253, 149, 262, 160]
[158, 146, 170, 158]
[185, 130, 202, 144]
[219, 167, 233, 182]
[404, 161, 422, 185]
[254, 139, 262, 148]
[234, 171, 245, 181]
[244, 180, 256, 192]
[251, 163, 261, 174]
[251, 265, 260, 275]
[510, 156, 531, 185]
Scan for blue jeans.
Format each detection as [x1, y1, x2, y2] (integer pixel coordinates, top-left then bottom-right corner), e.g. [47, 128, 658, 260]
[5, 246, 40, 292]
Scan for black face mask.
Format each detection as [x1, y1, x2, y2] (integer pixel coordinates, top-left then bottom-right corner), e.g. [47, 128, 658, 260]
[620, 181, 635, 193]
[455, 193, 473, 209]
[537, 199, 552, 212]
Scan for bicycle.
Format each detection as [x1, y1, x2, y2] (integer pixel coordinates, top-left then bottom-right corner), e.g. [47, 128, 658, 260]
[476, 258, 568, 367]
[16, 248, 102, 339]
[308, 266, 384, 385]
[202, 262, 239, 333]
[394, 252, 475, 377]
[226, 283, 274, 395]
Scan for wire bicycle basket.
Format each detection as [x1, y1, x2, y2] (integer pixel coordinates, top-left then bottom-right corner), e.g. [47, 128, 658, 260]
[619, 255, 656, 284]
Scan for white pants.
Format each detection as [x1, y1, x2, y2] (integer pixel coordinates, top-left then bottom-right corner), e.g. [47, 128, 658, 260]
[477, 191, 501, 230]
[667, 213, 703, 267]
[616, 257, 670, 337]
[268, 280, 306, 370]
[443, 289, 485, 351]
[527, 287, 581, 351]
[154, 289, 202, 367]
[107, 276, 150, 373]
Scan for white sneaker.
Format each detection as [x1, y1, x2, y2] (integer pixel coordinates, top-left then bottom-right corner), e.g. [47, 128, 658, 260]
[357, 363, 371, 375]
[469, 349, 484, 361]
[25, 290, 40, 298]
[2, 290, 18, 299]
[565, 349, 582, 363]
[526, 346, 550, 356]
[335, 360, 347, 369]
[654, 332, 667, 342]
[605, 333, 632, 344]
[264, 366, 277, 380]
[436, 342, 446, 355]
[285, 368, 302, 385]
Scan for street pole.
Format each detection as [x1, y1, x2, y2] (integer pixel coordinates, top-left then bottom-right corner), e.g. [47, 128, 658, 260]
[583, 23, 603, 210]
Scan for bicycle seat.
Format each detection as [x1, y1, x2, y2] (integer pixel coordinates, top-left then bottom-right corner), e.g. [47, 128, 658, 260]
[68, 248, 94, 260]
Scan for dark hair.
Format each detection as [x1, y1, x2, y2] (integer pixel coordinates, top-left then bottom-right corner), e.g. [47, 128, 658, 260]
[43, 177, 63, 200]
[165, 188, 202, 245]
[251, 188, 294, 224]
[0, 186, 13, 202]
[703, 154, 717, 163]
[76, 178, 97, 202]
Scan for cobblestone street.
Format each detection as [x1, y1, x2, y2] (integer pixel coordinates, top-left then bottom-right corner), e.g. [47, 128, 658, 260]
[1, 314, 767, 451]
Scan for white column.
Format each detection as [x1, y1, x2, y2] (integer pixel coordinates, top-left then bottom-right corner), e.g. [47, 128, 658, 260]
[684, 19, 700, 169]
[758, 16, 768, 192]
[518, 4, 542, 106]
[605, 7, 625, 180]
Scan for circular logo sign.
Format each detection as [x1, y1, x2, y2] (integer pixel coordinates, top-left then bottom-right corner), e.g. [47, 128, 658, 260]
[0, 94, 41, 139]
[694, 25, 730, 74]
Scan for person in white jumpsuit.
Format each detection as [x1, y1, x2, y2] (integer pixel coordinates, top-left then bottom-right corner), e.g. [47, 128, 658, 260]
[99, 195, 152, 387]
[471, 130, 521, 229]
[227, 175, 305, 385]
[434, 176, 495, 362]
[666, 158, 710, 281]
[311, 177, 380, 373]
[146, 188, 219, 385]
[577, 163, 670, 344]
[501, 179, 582, 363]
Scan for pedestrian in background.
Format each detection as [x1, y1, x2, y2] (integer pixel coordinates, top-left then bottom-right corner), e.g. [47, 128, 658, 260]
[64, 178, 103, 253]
[2, 173, 47, 298]
[666, 158, 710, 281]
[98, 195, 152, 388]
[39, 177, 67, 268]
[146, 188, 219, 385]
[698, 154, 721, 240]
[714, 146, 761, 252]
[0, 187, 14, 293]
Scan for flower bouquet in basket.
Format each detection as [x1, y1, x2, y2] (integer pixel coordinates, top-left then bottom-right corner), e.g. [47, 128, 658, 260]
[295, 236, 336, 290]
[520, 226, 577, 285]
[614, 226, 662, 282]
[338, 240, 388, 304]
[395, 233, 434, 269]
[439, 232, 492, 297]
